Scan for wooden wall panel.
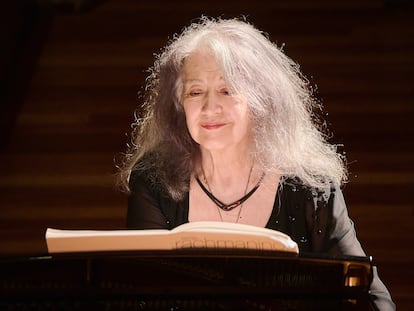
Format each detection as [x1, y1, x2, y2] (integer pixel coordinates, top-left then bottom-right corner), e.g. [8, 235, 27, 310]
[1, 0, 413, 308]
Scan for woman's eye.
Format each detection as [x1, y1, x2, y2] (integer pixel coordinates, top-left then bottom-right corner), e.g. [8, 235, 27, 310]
[221, 89, 231, 96]
[186, 90, 203, 97]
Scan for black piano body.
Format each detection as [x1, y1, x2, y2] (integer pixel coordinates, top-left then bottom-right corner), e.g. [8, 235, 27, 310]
[0, 250, 373, 310]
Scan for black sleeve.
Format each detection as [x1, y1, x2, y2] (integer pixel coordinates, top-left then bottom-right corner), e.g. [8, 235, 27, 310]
[126, 169, 169, 229]
[313, 186, 396, 310]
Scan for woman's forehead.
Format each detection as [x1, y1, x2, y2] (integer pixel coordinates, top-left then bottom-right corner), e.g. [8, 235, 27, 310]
[181, 51, 224, 81]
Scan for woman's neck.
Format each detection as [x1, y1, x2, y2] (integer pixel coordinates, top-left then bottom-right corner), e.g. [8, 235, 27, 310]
[198, 148, 257, 199]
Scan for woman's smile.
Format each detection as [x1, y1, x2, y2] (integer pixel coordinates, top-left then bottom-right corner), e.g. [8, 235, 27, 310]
[201, 122, 226, 130]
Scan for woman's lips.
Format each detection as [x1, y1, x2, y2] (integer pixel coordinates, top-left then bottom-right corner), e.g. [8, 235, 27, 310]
[201, 122, 225, 130]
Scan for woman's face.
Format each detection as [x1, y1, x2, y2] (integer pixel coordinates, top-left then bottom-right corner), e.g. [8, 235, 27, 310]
[181, 50, 252, 153]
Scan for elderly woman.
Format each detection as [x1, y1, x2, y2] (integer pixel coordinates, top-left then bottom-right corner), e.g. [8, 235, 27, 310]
[118, 18, 395, 310]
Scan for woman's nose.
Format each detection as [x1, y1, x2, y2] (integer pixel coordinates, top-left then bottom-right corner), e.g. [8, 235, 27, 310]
[202, 92, 222, 113]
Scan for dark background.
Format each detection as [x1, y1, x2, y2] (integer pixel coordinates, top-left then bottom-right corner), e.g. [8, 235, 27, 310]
[1, 0, 413, 309]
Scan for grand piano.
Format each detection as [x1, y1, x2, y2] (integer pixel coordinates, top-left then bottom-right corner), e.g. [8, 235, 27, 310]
[0, 249, 373, 310]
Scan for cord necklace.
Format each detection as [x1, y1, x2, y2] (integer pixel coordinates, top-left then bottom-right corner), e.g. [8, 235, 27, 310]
[196, 166, 265, 222]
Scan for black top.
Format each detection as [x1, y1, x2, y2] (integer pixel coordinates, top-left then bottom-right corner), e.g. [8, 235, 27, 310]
[127, 169, 395, 310]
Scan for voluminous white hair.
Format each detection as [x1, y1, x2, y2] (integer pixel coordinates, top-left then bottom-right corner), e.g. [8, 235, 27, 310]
[118, 17, 347, 199]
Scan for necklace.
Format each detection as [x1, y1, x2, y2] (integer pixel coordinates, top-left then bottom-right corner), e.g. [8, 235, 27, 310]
[196, 166, 265, 215]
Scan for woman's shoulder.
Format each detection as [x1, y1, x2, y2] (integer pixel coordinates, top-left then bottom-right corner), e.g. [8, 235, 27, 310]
[128, 161, 160, 195]
[280, 175, 338, 208]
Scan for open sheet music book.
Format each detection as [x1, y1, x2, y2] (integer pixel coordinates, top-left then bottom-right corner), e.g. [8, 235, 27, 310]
[46, 221, 299, 254]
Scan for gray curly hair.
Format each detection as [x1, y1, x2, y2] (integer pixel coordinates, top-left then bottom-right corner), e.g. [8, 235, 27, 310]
[117, 17, 347, 200]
